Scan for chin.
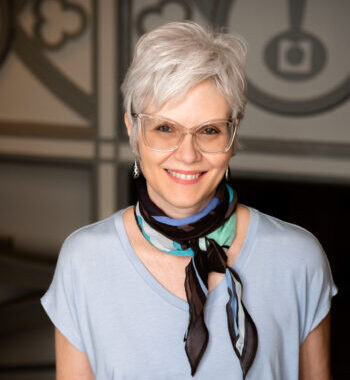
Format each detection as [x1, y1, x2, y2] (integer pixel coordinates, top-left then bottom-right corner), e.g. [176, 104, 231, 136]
[162, 189, 213, 213]
[168, 197, 202, 209]
[146, 172, 221, 216]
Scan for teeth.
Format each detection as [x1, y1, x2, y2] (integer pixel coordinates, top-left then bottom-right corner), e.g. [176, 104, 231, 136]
[167, 169, 201, 180]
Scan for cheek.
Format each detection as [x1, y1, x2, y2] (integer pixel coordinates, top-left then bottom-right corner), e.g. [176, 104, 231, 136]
[138, 147, 170, 174]
[138, 141, 154, 170]
[211, 153, 231, 171]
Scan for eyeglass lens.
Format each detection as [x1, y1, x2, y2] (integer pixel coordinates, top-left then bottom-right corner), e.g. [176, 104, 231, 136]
[140, 116, 234, 153]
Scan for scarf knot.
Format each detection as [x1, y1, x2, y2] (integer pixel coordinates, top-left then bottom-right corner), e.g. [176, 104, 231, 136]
[206, 238, 227, 274]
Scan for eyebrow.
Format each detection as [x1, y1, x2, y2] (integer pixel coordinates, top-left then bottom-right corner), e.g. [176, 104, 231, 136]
[141, 114, 233, 127]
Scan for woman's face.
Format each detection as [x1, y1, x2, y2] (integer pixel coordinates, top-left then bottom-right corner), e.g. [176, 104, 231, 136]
[126, 80, 233, 219]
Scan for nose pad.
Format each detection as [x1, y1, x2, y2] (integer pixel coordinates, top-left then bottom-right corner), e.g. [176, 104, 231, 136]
[173, 132, 201, 162]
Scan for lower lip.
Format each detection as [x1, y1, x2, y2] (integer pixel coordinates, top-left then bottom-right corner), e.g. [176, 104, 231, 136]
[165, 170, 206, 184]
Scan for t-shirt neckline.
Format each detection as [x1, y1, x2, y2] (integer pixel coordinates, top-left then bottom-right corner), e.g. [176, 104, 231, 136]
[113, 206, 259, 312]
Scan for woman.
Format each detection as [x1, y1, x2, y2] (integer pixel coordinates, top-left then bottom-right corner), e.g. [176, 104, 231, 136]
[41, 22, 337, 379]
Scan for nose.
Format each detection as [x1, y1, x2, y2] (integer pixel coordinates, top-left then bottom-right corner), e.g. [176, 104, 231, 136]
[173, 132, 202, 163]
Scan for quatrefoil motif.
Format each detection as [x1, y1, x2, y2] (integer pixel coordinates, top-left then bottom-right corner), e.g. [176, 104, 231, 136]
[137, 0, 192, 36]
[33, 0, 88, 50]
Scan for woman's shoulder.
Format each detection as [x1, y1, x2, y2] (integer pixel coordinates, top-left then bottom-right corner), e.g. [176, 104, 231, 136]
[58, 208, 127, 264]
[248, 206, 328, 269]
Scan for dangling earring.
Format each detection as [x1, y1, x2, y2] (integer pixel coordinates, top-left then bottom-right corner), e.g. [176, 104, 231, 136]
[133, 160, 140, 179]
[225, 166, 231, 181]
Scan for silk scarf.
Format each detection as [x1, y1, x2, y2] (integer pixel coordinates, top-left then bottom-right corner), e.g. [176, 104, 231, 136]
[134, 175, 258, 378]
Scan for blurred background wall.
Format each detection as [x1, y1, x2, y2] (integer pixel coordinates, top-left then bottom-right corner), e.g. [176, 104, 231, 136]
[0, 0, 349, 379]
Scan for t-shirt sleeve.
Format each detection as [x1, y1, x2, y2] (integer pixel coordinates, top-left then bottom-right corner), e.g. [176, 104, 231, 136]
[41, 235, 85, 352]
[300, 236, 337, 343]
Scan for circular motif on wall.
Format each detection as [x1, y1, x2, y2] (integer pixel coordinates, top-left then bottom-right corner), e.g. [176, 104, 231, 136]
[206, 0, 350, 116]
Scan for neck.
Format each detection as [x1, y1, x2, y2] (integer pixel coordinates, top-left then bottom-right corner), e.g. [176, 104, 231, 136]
[148, 193, 215, 220]
[154, 204, 210, 220]
[145, 181, 217, 219]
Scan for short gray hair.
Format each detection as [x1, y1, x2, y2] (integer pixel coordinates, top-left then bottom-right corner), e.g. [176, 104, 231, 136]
[121, 21, 247, 156]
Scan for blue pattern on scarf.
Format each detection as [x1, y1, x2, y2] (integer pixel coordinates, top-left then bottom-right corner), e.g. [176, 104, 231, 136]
[226, 269, 239, 335]
[152, 196, 220, 226]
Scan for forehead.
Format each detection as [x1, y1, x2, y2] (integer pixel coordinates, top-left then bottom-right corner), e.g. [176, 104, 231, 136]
[144, 80, 230, 126]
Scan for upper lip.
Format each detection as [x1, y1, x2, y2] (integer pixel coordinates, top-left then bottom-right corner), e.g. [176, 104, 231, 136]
[165, 169, 205, 174]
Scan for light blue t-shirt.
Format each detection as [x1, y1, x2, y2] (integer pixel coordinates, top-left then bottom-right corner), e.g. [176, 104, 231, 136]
[41, 207, 337, 380]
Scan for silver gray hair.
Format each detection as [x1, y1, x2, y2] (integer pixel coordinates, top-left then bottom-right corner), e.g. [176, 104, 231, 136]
[121, 21, 247, 157]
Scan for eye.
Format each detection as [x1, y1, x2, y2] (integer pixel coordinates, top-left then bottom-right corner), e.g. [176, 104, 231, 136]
[157, 124, 171, 132]
[154, 123, 176, 133]
[201, 126, 220, 135]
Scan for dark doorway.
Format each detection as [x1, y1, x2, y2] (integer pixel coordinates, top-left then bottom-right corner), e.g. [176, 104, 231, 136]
[233, 176, 349, 379]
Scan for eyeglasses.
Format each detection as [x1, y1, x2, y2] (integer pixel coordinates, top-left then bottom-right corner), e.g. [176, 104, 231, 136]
[133, 113, 237, 154]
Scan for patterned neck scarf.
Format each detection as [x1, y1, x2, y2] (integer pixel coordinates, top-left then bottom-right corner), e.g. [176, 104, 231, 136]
[134, 175, 258, 378]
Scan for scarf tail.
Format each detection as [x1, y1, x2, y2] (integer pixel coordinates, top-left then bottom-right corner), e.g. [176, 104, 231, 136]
[226, 267, 258, 378]
[184, 261, 209, 375]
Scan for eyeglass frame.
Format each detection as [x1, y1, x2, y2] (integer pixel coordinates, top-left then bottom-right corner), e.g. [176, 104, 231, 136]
[133, 113, 238, 154]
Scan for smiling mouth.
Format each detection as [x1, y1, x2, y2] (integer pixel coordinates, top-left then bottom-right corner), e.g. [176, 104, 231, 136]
[165, 169, 205, 180]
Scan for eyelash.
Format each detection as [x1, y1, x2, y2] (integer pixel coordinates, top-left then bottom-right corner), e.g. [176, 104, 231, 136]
[155, 124, 174, 132]
[201, 127, 219, 134]
[154, 124, 221, 134]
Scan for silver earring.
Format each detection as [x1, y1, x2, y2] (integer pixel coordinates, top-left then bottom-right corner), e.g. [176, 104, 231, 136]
[133, 160, 140, 179]
[225, 166, 231, 181]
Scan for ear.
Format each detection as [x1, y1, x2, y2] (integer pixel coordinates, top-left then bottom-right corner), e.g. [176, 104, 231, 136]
[124, 112, 132, 137]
